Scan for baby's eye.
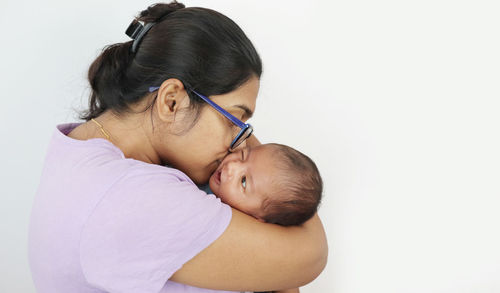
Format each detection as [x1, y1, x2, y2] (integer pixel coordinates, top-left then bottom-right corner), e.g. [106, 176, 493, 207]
[241, 176, 247, 189]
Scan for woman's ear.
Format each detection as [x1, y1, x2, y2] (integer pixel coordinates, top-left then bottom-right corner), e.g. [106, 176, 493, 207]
[155, 78, 190, 123]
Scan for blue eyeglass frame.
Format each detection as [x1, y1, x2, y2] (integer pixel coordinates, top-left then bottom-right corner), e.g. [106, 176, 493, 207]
[149, 86, 253, 151]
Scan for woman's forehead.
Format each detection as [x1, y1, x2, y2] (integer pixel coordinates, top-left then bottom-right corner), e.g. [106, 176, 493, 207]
[210, 77, 259, 111]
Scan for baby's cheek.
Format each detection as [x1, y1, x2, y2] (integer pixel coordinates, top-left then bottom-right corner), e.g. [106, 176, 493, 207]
[217, 184, 231, 201]
[222, 186, 243, 207]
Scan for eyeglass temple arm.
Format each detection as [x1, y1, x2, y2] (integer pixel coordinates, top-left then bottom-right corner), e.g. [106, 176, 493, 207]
[149, 86, 248, 128]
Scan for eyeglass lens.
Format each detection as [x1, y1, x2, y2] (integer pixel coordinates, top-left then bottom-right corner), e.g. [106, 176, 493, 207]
[230, 126, 253, 151]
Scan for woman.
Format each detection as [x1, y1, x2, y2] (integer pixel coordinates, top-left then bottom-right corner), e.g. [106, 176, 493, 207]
[28, 2, 327, 292]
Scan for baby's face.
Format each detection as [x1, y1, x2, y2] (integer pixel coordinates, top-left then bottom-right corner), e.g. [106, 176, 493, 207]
[209, 144, 278, 220]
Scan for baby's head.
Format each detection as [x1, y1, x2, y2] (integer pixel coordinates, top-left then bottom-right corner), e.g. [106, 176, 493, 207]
[209, 143, 322, 226]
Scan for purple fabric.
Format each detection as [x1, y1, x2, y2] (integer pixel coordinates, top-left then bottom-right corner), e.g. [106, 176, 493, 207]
[28, 123, 236, 293]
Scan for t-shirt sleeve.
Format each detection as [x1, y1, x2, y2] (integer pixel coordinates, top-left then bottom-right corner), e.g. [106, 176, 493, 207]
[79, 167, 232, 293]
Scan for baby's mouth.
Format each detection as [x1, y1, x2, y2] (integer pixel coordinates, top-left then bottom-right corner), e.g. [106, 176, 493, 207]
[214, 168, 222, 185]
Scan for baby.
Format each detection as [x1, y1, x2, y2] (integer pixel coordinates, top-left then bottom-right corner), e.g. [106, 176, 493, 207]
[209, 143, 323, 226]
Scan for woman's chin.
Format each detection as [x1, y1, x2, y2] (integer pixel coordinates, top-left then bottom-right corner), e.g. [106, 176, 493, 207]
[188, 170, 210, 186]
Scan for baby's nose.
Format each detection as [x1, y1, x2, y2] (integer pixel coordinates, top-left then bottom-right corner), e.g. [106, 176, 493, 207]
[225, 151, 241, 163]
[224, 160, 241, 179]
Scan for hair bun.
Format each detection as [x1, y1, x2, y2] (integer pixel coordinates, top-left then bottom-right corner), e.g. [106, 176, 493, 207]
[137, 1, 185, 23]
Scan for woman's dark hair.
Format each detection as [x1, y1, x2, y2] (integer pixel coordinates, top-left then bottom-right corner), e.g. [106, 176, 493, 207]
[81, 1, 262, 125]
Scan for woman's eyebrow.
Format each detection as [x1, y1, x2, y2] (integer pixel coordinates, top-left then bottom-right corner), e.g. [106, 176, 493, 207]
[233, 104, 253, 119]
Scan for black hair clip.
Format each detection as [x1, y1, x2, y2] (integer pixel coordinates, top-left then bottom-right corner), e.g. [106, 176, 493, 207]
[125, 20, 156, 53]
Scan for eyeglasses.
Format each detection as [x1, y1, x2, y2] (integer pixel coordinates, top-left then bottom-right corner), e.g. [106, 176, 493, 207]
[149, 86, 253, 152]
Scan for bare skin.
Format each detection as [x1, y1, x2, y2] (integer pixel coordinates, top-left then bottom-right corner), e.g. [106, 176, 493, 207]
[277, 289, 300, 293]
[69, 77, 327, 292]
[208, 144, 278, 220]
[208, 144, 304, 292]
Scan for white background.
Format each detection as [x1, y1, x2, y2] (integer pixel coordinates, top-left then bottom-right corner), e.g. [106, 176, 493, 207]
[1, 0, 499, 292]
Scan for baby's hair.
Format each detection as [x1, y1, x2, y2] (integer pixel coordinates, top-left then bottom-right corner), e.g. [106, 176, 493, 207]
[260, 144, 323, 226]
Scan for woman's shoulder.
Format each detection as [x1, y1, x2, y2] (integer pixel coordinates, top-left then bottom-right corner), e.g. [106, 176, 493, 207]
[116, 158, 196, 188]
[40, 123, 200, 209]
[79, 163, 232, 293]
[49, 122, 194, 183]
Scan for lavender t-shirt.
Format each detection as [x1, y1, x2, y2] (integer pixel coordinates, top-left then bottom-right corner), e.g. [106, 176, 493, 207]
[28, 123, 236, 293]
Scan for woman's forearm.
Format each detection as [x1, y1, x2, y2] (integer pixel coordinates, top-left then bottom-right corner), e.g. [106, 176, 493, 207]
[170, 210, 328, 291]
[276, 288, 300, 293]
[295, 213, 328, 285]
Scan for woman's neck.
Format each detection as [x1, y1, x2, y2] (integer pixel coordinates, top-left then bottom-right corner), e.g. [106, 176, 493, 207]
[94, 111, 162, 165]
